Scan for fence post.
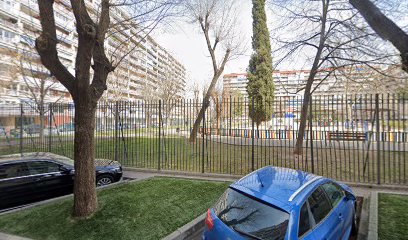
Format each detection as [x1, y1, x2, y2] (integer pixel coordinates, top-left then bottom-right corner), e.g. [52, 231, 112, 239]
[115, 102, 119, 162]
[202, 100, 205, 174]
[375, 94, 380, 185]
[48, 103, 52, 152]
[309, 95, 314, 174]
[20, 103, 23, 156]
[230, 95, 232, 137]
[158, 100, 161, 171]
[251, 98, 255, 171]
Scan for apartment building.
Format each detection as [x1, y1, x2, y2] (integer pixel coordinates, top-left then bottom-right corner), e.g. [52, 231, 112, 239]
[0, 0, 186, 104]
[223, 66, 405, 98]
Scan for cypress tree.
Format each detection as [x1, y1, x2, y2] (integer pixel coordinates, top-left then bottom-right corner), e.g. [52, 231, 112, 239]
[247, 0, 275, 128]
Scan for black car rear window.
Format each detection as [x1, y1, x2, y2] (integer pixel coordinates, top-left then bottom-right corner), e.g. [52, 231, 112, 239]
[213, 188, 289, 240]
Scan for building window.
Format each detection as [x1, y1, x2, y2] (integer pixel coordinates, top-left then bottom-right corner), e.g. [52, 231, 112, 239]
[0, 28, 15, 43]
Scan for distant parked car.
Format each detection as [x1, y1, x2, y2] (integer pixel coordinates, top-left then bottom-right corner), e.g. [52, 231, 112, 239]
[203, 166, 357, 240]
[24, 124, 42, 135]
[43, 126, 59, 136]
[133, 123, 146, 129]
[59, 123, 75, 132]
[96, 124, 105, 132]
[0, 152, 122, 210]
[0, 127, 5, 136]
[9, 128, 26, 138]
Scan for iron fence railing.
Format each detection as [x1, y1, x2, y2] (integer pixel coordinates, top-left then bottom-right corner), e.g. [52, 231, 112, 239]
[0, 94, 407, 185]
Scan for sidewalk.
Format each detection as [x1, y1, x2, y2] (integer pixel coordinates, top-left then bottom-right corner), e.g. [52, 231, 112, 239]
[0, 233, 32, 240]
[123, 168, 408, 196]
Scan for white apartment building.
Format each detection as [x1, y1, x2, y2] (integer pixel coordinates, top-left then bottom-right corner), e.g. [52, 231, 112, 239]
[223, 66, 405, 99]
[0, 0, 186, 105]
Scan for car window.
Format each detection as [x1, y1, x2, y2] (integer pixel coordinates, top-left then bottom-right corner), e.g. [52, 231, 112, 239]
[27, 161, 60, 175]
[321, 182, 345, 207]
[0, 163, 30, 179]
[308, 187, 332, 224]
[298, 202, 311, 238]
[214, 188, 289, 240]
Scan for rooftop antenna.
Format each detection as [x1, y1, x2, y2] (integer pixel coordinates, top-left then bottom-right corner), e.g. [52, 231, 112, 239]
[256, 171, 264, 187]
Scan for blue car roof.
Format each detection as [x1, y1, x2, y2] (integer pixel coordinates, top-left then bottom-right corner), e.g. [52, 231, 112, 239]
[230, 166, 323, 212]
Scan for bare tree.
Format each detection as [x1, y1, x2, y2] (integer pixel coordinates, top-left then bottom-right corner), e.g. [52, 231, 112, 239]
[209, 86, 225, 130]
[35, 0, 178, 218]
[7, 48, 66, 142]
[158, 72, 183, 129]
[186, 0, 244, 142]
[349, 0, 408, 73]
[270, 0, 400, 155]
[141, 83, 159, 127]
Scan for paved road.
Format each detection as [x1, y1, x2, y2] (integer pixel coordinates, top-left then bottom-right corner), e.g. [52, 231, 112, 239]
[187, 226, 204, 240]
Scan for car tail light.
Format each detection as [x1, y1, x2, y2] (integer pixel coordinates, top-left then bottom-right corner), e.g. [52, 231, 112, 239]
[205, 209, 214, 230]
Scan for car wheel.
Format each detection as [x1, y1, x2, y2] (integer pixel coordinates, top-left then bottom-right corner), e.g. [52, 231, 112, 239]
[96, 175, 114, 187]
[351, 208, 358, 236]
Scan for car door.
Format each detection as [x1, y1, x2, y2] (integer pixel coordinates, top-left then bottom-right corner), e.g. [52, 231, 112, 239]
[0, 162, 35, 209]
[321, 182, 353, 239]
[307, 186, 341, 240]
[26, 161, 73, 200]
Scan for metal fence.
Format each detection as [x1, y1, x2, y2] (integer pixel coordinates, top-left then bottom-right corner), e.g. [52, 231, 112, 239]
[1, 94, 407, 185]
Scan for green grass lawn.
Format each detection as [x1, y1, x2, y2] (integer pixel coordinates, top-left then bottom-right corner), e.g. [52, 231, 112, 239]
[378, 193, 408, 240]
[0, 177, 230, 240]
[1, 134, 407, 184]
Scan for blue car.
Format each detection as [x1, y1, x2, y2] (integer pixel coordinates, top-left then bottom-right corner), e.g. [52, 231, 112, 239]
[203, 166, 357, 240]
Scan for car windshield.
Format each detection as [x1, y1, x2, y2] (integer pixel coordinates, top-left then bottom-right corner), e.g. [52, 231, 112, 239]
[213, 188, 289, 240]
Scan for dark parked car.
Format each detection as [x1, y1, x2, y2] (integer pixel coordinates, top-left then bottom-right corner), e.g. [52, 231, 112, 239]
[0, 153, 122, 210]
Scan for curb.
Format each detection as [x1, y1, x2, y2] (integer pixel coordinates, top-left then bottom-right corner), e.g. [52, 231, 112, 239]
[356, 195, 369, 240]
[162, 213, 205, 240]
[124, 167, 238, 182]
[344, 182, 408, 192]
[367, 191, 378, 240]
[123, 167, 408, 191]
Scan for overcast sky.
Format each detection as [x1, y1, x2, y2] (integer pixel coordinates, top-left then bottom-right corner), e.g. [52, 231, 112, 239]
[151, 1, 408, 96]
[152, 0, 254, 93]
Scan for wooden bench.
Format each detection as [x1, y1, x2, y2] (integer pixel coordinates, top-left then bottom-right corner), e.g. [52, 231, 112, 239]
[327, 131, 366, 141]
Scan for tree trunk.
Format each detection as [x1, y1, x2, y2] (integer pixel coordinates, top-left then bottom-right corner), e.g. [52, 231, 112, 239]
[73, 100, 97, 218]
[38, 81, 45, 144]
[39, 111, 44, 143]
[294, 92, 311, 155]
[39, 108, 45, 144]
[293, 0, 329, 156]
[189, 98, 210, 142]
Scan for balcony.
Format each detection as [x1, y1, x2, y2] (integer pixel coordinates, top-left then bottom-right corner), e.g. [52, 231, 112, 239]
[20, 0, 39, 13]
[0, 18, 17, 30]
[0, 3, 18, 17]
[56, 0, 71, 8]
[20, 12, 41, 30]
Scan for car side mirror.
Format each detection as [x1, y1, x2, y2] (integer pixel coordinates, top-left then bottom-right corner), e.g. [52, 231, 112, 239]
[345, 191, 356, 201]
[59, 166, 71, 174]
